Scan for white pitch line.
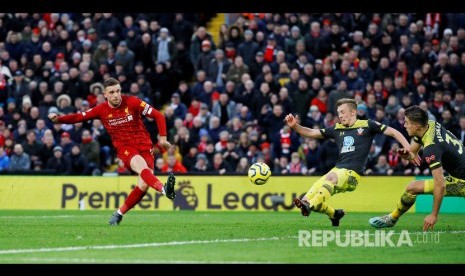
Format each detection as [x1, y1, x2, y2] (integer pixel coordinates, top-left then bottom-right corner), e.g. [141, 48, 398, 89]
[0, 237, 286, 255]
[0, 257, 276, 264]
[0, 215, 103, 219]
[0, 230, 464, 256]
[0, 214, 162, 219]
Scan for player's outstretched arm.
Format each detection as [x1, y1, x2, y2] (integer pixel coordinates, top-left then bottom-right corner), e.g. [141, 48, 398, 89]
[284, 113, 324, 139]
[142, 103, 171, 152]
[384, 126, 421, 166]
[423, 167, 446, 231]
[384, 126, 410, 150]
[48, 108, 97, 124]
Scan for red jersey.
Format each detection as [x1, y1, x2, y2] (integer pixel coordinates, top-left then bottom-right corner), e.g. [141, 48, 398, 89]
[57, 95, 167, 150]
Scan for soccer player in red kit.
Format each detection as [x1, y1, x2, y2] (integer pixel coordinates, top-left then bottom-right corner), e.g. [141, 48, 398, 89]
[48, 77, 176, 225]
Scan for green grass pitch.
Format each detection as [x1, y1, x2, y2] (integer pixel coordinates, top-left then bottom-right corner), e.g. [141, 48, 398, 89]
[0, 210, 464, 264]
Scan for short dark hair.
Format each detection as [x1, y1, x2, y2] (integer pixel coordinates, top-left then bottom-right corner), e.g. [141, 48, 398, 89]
[103, 78, 119, 89]
[336, 98, 357, 111]
[405, 105, 428, 127]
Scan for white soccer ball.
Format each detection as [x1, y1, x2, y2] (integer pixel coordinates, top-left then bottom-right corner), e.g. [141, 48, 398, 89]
[248, 162, 271, 185]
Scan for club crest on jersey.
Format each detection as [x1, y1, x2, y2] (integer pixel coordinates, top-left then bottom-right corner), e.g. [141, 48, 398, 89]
[357, 127, 364, 135]
[425, 155, 435, 164]
[124, 107, 133, 121]
[341, 136, 355, 153]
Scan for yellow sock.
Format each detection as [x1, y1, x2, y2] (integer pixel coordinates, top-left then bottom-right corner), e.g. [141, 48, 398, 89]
[313, 202, 335, 218]
[390, 192, 417, 220]
[309, 181, 334, 211]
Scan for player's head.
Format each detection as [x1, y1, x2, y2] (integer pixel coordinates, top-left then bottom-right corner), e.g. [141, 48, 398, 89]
[103, 78, 122, 107]
[336, 98, 357, 126]
[404, 105, 429, 136]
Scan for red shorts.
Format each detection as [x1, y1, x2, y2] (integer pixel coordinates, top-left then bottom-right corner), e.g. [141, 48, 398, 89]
[117, 145, 154, 171]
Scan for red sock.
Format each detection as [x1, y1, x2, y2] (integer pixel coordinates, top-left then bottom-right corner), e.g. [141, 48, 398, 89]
[120, 186, 146, 214]
[140, 168, 164, 192]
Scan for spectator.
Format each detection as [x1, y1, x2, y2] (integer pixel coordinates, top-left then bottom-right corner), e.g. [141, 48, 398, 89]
[80, 129, 101, 175]
[182, 146, 199, 171]
[8, 70, 30, 107]
[22, 129, 42, 169]
[274, 156, 290, 175]
[161, 154, 188, 173]
[302, 137, 321, 175]
[207, 49, 232, 91]
[68, 144, 88, 175]
[192, 153, 210, 172]
[369, 154, 392, 175]
[235, 157, 250, 174]
[153, 27, 175, 65]
[211, 152, 233, 174]
[169, 93, 188, 120]
[222, 137, 240, 169]
[288, 151, 308, 175]
[305, 105, 324, 128]
[0, 146, 10, 171]
[225, 55, 249, 86]
[189, 26, 215, 70]
[38, 130, 56, 170]
[9, 143, 30, 171]
[46, 146, 72, 175]
[318, 138, 338, 174]
[195, 40, 215, 73]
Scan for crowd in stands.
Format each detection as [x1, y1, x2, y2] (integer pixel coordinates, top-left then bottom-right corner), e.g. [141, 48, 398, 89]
[1, 13, 465, 176]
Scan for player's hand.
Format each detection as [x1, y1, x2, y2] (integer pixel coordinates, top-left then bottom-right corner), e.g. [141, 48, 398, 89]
[397, 148, 421, 166]
[411, 155, 422, 166]
[423, 214, 438, 231]
[284, 114, 300, 128]
[48, 112, 59, 123]
[158, 136, 172, 151]
[396, 148, 409, 158]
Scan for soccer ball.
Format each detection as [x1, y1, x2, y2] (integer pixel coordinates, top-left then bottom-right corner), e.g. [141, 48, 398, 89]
[248, 162, 271, 185]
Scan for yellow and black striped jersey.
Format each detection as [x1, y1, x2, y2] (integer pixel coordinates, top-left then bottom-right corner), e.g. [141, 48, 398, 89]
[413, 120, 465, 179]
[320, 119, 387, 175]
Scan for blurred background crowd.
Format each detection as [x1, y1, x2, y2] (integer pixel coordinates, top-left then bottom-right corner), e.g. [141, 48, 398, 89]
[1, 12, 465, 176]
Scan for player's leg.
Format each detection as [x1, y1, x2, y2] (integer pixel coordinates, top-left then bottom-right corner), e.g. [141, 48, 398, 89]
[131, 154, 165, 192]
[109, 151, 153, 225]
[139, 149, 176, 199]
[109, 148, 160, 225]
[441, 175, 465, 198]
[369, 180, 425, 228]
[294, 173, 328, 216]
[312, 168, 359, 226]
[294, 168, 351, 225]
[109, 176, 150, 225]
[390, 180, 425, 220]
[308, 170, 336, 213]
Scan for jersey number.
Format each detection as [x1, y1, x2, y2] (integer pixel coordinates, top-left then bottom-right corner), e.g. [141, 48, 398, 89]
[445, 132, 463, 154]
